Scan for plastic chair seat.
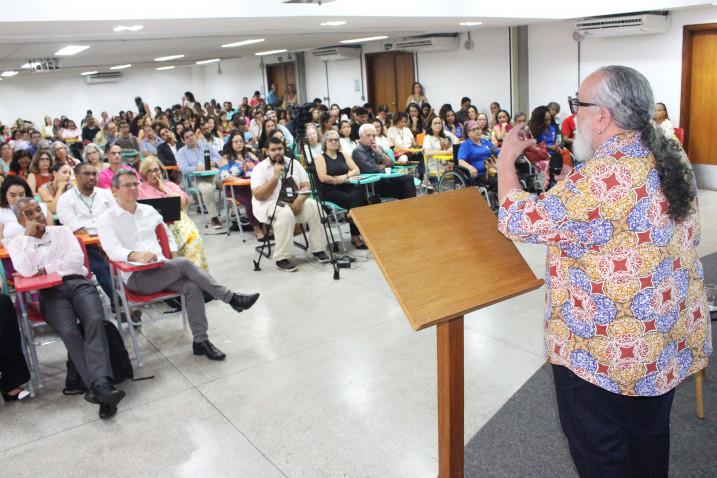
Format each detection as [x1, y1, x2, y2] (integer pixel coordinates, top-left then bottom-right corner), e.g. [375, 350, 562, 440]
[123, 288, 178, 304]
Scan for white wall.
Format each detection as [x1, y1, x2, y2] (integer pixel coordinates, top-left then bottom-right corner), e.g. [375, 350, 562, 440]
[529, 5, 717, 126]
[416, 29, 511, 115]
[304, 53, 364, 107]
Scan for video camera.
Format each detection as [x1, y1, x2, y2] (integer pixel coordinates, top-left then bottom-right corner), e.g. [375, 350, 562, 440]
[290, 102, 314, 138]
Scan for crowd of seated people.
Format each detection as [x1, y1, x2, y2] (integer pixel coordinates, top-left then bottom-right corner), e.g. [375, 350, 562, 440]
[0, 84, 680, 418]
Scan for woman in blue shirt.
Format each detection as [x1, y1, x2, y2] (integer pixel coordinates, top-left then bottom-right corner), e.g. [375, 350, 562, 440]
[456, 120, 498, 189]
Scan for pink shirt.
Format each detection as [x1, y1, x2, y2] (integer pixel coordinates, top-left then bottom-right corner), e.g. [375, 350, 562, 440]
[97, 165, 141, 189]
[138, 180, 188, 201]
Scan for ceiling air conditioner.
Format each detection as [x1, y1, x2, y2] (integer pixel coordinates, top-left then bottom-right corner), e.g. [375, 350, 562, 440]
[84, 71, 123, 84]
[575, 12, 669, 37]
[311, 46, 360, 61]
[390, 34, 458, 52]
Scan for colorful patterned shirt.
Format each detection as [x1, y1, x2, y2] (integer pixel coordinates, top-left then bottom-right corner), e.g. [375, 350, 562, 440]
[498, 131, 712, 396]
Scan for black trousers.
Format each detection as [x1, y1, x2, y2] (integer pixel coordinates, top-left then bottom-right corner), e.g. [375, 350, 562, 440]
[0, 294, 30, 393]
[319, 184, 368, 236]
[39, 277, 111, 386]
[375, 175, 416, 200]
[552, 364, 674, 478]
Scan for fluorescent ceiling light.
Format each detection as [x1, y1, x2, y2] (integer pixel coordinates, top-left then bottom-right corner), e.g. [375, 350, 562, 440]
[340, 35, 388, 44]
[320, 20, 346, 26]
[114, 24, 143, 32]
[255, 49, 287, 56]
[156, 66, 175, 71]
[110, 64, 132, 70]
[1, 71, 19, 77]
[80, 70, 98, 76]
[55, 45, 90, 56]
[222, 38, 265, 48]
[21, 63, 32, 69]
[155, 54, 184, 62]
[196, 58, 220, 65]
[459, 21, 483, 26]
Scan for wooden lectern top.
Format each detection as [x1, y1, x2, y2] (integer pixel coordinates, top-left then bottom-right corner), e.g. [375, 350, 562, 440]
[350, 187, 544, 331]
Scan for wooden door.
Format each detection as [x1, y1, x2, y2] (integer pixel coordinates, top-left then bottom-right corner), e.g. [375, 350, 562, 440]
[680, 25, 717, 165]
[366, 52, 415, 112]
[266, 62, 296, 103]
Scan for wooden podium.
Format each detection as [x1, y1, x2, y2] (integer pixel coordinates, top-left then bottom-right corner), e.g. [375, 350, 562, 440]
[350, 188, 543, 477]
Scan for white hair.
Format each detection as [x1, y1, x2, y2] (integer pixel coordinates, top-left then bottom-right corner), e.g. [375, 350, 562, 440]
[358, 123, 376, 138]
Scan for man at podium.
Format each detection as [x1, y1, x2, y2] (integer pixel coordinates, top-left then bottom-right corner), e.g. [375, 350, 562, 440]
[495, 65, 711, 478]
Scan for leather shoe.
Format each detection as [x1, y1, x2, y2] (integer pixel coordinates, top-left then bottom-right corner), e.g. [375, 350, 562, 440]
[193, 340, 226, 361]
[90, 378, 125, 407]
[230, 293, 259, 313]
[99, 403, 118, 419]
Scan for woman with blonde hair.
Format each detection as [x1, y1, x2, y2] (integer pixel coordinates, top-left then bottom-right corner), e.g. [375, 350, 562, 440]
[137, 156, 208, 270]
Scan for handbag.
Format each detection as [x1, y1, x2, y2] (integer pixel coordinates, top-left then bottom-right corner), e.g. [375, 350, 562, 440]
[278, 158, 299, 203]
[524, 142, 550, 165]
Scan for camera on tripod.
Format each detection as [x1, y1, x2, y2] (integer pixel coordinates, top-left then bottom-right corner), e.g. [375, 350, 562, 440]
[290, 103, 315, 138]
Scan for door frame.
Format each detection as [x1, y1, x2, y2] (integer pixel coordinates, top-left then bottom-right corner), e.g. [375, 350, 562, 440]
[366, 51, 415, 112]
[679, 22, 717, 153]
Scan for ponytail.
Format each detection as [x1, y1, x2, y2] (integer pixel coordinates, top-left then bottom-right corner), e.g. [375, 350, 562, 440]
[640, 123, 694, 222]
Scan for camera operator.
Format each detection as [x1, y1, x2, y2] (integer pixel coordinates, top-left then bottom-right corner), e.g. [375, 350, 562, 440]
[251, 136, 329, 272]
[352, 124, 416, 200]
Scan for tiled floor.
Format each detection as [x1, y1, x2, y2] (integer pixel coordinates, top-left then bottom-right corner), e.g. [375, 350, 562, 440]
[1, 190, 715, 478]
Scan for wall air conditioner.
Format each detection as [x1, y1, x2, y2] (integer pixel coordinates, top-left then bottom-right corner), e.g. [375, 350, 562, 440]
[84, 71, 123, 84]
[390, 34, 458, 52]
[311, 46, 360, 61]
[575, 12, 669, 37]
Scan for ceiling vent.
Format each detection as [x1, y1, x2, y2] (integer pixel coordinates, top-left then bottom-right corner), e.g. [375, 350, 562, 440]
[385, 34, 458, 52]
[311, 46, 360, 61]
[84, 71, 123, 84]
[575, 11, 669, 37]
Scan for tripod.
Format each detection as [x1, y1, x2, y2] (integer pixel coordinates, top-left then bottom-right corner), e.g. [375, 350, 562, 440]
[252, 138, 341, 280]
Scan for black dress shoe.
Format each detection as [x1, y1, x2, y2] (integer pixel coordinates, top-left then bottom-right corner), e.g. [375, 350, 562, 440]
[90, 379, 126, 407]
[193, 340, 226, 361]
[99, 403, 118, 419]
[230, 293, 260, 313]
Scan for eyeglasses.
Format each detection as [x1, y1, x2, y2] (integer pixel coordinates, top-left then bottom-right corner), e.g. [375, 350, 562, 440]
[568, 96, 600, 115]
[468, 128, 480, 132]
[119, 182, 140, 189]
[146, 168, 161, 174]
[326, 138, 339, 142]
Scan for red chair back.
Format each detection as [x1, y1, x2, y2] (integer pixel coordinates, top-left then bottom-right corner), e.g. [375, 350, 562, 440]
[155, 224, 172, 258]
[674, 127, 684, 145]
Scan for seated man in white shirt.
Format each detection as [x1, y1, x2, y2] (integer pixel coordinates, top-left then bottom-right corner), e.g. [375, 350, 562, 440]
[176, 129, 223, 229]
[251, 136, 329, 272]
[56, 162, 115, 302]
[8, 198, 125, 420]
[96, 169, 260, 361]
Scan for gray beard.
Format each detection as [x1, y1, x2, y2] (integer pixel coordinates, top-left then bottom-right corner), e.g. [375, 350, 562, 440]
[573, 124, 594, 163]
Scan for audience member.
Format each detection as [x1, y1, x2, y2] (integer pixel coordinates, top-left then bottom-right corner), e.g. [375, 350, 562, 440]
[405, 82, 428, 108]
[52, 141, 78, 168]
[138, 157, 208, 270]
[406, 103, 423, 136]
[27, 150, 54, 193]
[0, 293, 31, 402]
[97, 144, 140, 190]
[514, 113, 527, 126]
[387, 112, 417, 155]
[8, 198, 124, 419]
[315, 130, 367, 249]
[8, 149, 31, 179]
[81, 143, 108, 174]
[652, 102, 674, 138]
[302, 125, 324, 162]
[266, 84, 281, 108]
[0, 176, 53, 241]
[372, 119, 393, 151]
[157, 127, 179, 167]
[456, 120, 498, 189]
[1, 142, 12, 174]
[249, 90, 264, 108]
[38, 162, 73, 214]
[455, 97, 472, 124]
[56, 162, 115, 301]
[492, 110, 512, 148]
[546, 101, 562, 125]
[176, 129, 222, 229]
[441, 108, 463, 139]
[27, 130, 41, 156]
[350, 107, 370, 140]
[218, 133, 263, 240]
[489, 102, 501, 127]
[250, 136, 329, 272]
[282, 84, 299, 109]
[338, 120, 357, 158]
[352, 124, 416, 200]
[561, 113, 576, 152]
[420, 103, 436, 127]
[423, 116, 458, 178]
[139, 124, 159, 156]
[97, 169, 259, 360]
[82, 117, 100, 143]
[114, 121, 140, 158]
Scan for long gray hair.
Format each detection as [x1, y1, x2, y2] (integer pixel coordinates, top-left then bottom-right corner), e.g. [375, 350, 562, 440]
[593, 65, 694, 221]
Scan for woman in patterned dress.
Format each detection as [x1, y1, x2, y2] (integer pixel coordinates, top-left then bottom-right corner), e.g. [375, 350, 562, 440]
[137, 156, 208, 270]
